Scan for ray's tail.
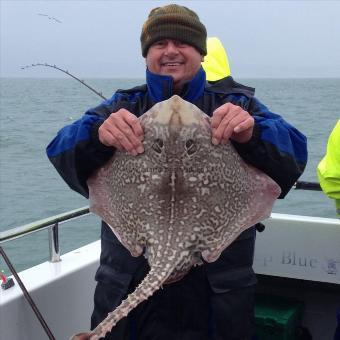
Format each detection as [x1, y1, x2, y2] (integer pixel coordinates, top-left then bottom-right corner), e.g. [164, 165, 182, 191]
[70, 252, 186, 340]
[90, 265, 169, 339]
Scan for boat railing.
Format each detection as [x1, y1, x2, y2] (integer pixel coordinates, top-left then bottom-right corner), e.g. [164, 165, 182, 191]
[0, 180, 322, 263]
[0, 206, 90, 262]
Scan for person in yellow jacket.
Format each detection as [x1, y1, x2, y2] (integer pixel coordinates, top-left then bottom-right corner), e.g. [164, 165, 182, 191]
[317, 120, 340, 216]
[202, 37, 231, 81]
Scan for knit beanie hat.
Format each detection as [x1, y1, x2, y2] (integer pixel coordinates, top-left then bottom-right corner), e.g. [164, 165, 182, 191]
[141, 4, 207, 57]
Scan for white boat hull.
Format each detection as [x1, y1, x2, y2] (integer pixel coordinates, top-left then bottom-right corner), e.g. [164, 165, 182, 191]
[1, 213, 339, 339]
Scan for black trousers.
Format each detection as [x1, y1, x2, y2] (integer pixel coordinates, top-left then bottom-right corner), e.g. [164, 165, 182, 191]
[91, 266, 255, 340]
[91, 223, 256, 340]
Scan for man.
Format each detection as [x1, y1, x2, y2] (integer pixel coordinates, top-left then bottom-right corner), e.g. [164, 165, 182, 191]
[47, 4, 307, 339]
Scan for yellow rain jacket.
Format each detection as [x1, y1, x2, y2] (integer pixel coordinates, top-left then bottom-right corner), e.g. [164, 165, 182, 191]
[202, 37, 231, 81]
[317, 120, 340, 215]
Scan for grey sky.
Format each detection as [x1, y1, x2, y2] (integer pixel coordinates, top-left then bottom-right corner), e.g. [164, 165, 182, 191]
[1, 0, 340, 78]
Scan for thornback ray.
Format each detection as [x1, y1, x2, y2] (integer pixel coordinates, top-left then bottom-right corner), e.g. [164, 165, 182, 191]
[70, 95, 281, 340]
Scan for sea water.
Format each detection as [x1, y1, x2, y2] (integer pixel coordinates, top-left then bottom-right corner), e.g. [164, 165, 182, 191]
[0, 77, 339, 273]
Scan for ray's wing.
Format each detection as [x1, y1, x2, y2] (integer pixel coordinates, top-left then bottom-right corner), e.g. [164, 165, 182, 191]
[198, 142, 281, 262]
[87, 153, 145, 257]
[87, 109, 166, 257]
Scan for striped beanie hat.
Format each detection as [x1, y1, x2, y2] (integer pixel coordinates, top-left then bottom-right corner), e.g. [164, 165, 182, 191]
[141, 4, 207, 57]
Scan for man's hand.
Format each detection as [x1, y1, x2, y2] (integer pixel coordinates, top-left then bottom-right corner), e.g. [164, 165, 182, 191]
[98, 109, 144, 156]
[211, 102, 254, 144]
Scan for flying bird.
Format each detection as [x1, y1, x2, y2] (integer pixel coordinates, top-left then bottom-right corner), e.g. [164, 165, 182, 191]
[37, 13, 62, 23]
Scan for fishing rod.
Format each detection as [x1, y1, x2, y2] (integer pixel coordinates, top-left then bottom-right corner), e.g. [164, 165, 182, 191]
[21, 63, 107, 100]
[0, 246, 56, 340]
[22, 63, 322, 192]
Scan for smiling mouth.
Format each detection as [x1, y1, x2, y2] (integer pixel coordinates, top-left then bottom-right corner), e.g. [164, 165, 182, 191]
[161, 62, 183, 67]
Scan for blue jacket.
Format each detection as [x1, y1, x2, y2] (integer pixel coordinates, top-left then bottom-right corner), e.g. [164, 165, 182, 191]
[47, 68, 307, 200]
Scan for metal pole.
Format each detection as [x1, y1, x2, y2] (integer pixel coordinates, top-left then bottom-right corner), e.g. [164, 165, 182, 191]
[48, 222, 60, 262]
[0, 246, 56, 340]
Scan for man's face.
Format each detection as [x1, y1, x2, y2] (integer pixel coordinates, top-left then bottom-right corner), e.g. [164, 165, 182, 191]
[146, 39, 203, 93]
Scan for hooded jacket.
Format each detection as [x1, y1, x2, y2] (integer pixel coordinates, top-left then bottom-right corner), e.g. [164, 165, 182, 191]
[202, 37, 231, 81]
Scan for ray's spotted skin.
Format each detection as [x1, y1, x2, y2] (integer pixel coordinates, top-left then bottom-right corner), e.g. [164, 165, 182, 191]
[70, 95, 281, 340]
[71, 333, 93, 340]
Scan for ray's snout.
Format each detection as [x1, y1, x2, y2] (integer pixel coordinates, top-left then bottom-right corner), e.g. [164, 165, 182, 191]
[157, 95, 199, 127]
